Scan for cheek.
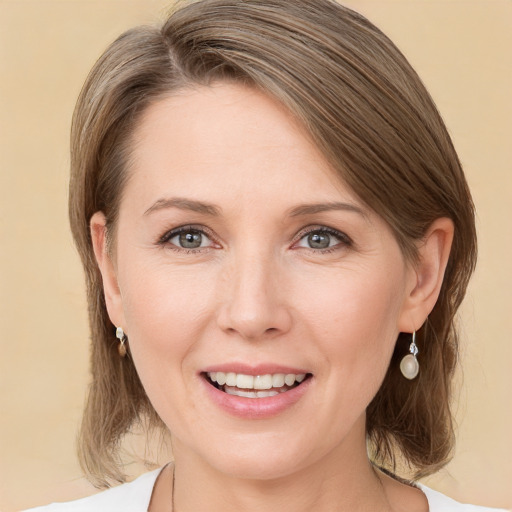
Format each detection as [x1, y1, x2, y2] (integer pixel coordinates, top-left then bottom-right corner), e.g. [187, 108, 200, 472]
[115, 263, 220, 432]
[117, 260, 215, 376]
[296, 264, 405, 380]
[291, 268, 406, 453]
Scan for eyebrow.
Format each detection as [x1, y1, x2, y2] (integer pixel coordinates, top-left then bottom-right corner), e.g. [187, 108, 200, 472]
[144, 197, 221, 216]
[144, 197, 367, 220]
[288, 201, 368, 220]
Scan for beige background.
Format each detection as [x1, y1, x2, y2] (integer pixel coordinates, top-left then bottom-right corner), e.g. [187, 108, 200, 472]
[0, 1, 511, 511]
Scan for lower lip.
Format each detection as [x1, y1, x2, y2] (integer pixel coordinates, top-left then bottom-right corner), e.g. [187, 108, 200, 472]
[200, 375, 312, 419]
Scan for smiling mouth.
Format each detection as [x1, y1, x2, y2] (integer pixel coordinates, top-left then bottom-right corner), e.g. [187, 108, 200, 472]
[203, 371, 311, 398]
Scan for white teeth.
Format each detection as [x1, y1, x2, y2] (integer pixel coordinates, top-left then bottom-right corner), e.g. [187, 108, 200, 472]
[272, 374, 285, 387]
[225, 388, 256, 398]
[254, 374, 273, 390]
[236, 374, 254, 389]
[224, 387, 280, 399]
[284, 374, 296, 386]
[207, 371, 308, 390]
[256, 390, 279, 398]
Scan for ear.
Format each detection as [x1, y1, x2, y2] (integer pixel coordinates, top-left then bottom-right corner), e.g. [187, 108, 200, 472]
[90, 211, 126, 329]
[398, 217, 454, 332]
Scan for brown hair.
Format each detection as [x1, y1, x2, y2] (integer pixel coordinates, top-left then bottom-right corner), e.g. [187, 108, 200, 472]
[69, 0, 477, 487]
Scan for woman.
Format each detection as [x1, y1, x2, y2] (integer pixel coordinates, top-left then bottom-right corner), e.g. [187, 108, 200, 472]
[26, 0, 508, 510]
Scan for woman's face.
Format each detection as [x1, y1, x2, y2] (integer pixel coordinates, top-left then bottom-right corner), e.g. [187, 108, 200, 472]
[100, 83, 418, 479]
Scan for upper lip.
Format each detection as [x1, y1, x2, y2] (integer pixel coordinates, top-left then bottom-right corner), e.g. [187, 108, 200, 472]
[201, 363, 311, 376]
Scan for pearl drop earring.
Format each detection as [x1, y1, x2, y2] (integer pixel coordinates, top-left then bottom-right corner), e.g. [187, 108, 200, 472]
[400, 331, 419, 380]
[116, 327, 127, 357]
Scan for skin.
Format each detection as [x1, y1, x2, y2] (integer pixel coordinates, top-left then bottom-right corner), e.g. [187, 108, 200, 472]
[91, 83, 453, 511]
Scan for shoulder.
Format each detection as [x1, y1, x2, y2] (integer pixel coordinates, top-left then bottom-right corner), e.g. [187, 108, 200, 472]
[23, 468, 163, 512]
[419, 484, 509, 512]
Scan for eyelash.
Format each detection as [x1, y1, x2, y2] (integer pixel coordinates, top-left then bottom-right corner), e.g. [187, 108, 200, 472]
[158, 224, 218, 254]
[157, 225, 352, 254]
[292, 226, 353, 254]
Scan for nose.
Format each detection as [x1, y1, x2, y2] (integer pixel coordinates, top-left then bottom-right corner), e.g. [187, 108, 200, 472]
[216, 248, 292, 341]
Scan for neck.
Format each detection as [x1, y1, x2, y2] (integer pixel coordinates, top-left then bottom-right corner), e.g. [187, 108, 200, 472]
[170, 428, 394, 512]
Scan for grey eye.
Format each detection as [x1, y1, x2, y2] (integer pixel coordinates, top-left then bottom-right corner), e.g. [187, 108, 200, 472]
[295, 228, 350, 251]
[307, 232, 332, 249]
[179, 231, 203, 248]
[167, 229, 212, 249]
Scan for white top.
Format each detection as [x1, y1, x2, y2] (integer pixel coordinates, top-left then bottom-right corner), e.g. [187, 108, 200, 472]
[24, 468, 508, 512]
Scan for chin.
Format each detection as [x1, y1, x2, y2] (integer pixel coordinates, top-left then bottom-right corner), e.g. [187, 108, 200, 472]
[188, 430, 318, 481]
[212, 453, 304, 481]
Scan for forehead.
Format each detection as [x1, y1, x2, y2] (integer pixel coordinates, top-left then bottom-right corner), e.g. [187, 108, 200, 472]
[126, 83, 356, 205]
